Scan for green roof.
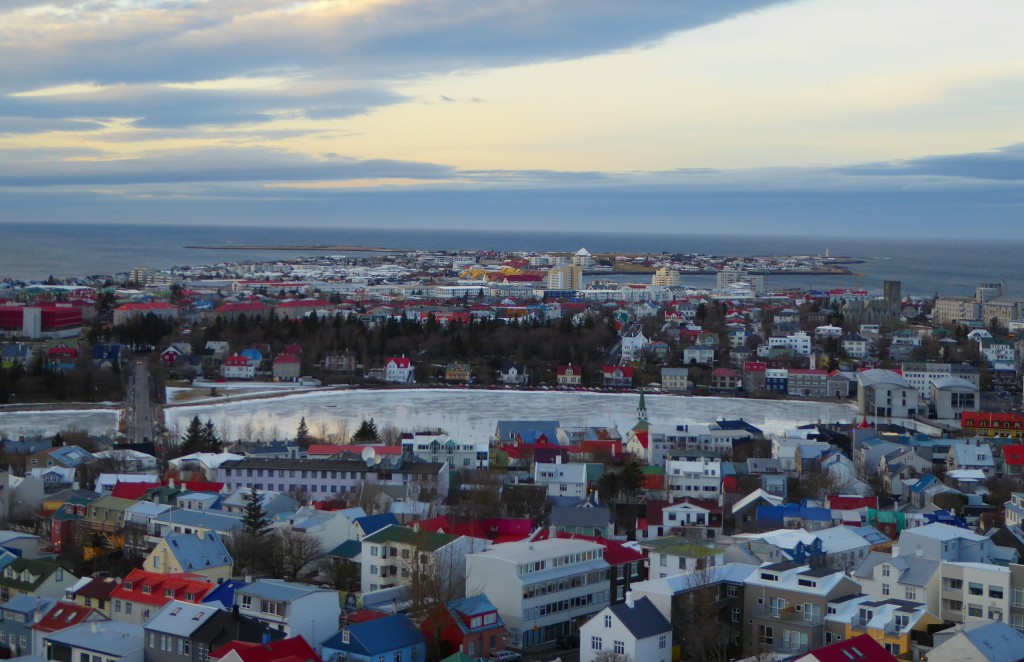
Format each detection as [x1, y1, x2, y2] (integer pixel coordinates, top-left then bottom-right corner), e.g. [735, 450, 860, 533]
[363, 525, 458, 552]
[641, 536, 722, 558]
[641, 466, 664, 475]
[0, 558, 70, 591]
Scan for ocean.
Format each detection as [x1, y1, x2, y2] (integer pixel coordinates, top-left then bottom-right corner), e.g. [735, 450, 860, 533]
[0, 221, 1018, 297]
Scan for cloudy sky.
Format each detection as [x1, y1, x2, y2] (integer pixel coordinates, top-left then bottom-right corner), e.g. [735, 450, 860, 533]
[2, 0, 1023, 236]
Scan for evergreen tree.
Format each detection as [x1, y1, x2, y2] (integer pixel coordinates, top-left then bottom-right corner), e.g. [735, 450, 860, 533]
[180, 416, 206, 455]
[242, 487, 271, 537]
[295, 417, 311, 448]
[203, 419, 222, 452]
[352, 418, 380, 443]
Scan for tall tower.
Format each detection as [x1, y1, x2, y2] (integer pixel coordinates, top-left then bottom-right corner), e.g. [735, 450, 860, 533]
[883, 280, 901, 309]
[636, 388, 648, 423]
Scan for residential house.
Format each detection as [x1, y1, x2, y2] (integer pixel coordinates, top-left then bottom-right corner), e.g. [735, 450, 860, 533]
[579, 593, 671, 662]
[533, 458, 602, 500]
[948, 439, 996, 478]
[664, 456, 721, 501]
[787, 369, 830, 398]
[640, 537, 723, 580]
[402, 433, 488, 471]
[420, 594, 506, 660]
[464, 537, 611, 649]
[445, 361, 470, 384]
[621, 332, 649, 363]
[794, 633, 899, 662]
[40, 620, 144, 662]
[660, 498, 723, 539]
[551, 494, 613, 538]
[233, 579, 341, 650]
[220, 489, 298, 519]
[742, 563, 862, 658]
[557, 364, 583, 387]
[822, 595, 943, 658]
[27, 445, 94, 471]
[30, 601, 107, 656]
[893, 522, 1017, 565]
[68, 576, 120, 617]
[499, 362, 529, 386]
[360, 524, 489, 595]
[601, 365, 634, 388]
[841, 334, 870, 359]
[0, 558, 76, 603]
[0, 595, 55, 657]
[660, 367, 690, 392]
[221, 355, 255, 380]
[853, 552, 942, 614]
[143, 599, 280, 662]
[271, 354, 301, 382]
[91, 343, 127, 370]
[710, 368, 741, 391]
[384, 356, 415, 383]
[110, 570, 215, 626]
[322, 613, 426, 662]
[143, 531, 233, 583]
[928, 621, 1024, 662]
[683, 344, 716, 366]
[210, 637, 319, 662]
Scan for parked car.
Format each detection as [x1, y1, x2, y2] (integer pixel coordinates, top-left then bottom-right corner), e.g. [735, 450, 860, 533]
[490, 652, 522, 662]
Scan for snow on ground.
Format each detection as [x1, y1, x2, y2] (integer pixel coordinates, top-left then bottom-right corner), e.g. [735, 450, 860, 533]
[0, 409, 120, 438]
[166, 389, 857, 443]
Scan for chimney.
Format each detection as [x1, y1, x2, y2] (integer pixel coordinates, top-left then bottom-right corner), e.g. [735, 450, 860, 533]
[91, 622, 98, 634]
[232, 604, 240, 620]
[625, 591, 634, 609]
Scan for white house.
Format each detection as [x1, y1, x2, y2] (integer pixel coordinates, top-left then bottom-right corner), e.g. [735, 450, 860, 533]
[233, 579, 341, 651]
[533, 457, 598, 499]
[384, 356, 415, 383]
[621, 333, 649, 363]
[664, 457, 721, 501]
[580, 593, 671, 662]
[857, 369, 920, 419]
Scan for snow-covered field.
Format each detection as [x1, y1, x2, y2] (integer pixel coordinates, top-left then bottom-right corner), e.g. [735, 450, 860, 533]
[0, 409, 120, 438]
[166, 389, 857, 443]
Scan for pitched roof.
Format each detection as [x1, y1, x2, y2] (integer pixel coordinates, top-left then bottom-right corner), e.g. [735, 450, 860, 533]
[158, 531, 233, 571]
[363, 524, 458, 551]
[805, 633, 897, 661]
[607, 596, 671, 639]
[959, 621, 1024, 661]
[144, 600, 220, 636]
[211, 636, 320, 662]
[323, 613, 424, 656]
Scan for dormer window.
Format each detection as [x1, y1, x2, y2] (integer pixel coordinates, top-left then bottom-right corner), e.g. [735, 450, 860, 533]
[760, 572, 778, 582]
[124, 582, 133, 590]
[142, 586, 151, 594]
[165, 589, 174, 598]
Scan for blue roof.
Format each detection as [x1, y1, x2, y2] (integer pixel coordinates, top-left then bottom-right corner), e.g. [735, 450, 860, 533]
[323, 613, 425, 656]
[163, 531, 232, 571]
[201, 579, 247, 609]
[91, 343, 124, 360]
[446, 595, 503, 635]
[962, 621, 1024, 662]
[355, 513, 399, 536]
[240, 348, 262, 361]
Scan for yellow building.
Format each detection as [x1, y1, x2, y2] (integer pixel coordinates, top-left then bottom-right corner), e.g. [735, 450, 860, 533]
[832, 599, 944, 659]
[143, 531, 233, 583]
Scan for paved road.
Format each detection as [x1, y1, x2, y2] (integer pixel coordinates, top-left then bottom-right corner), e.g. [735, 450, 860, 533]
[126, 360, 155, 444]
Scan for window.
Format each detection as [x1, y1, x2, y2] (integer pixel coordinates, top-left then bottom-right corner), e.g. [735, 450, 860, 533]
[968, 604, 983, 618]
[905, 588, 916, 601]
[882, 584, 889, 596]
[179, 639, 191, 655]
[894, 614, 909, 630]
[1012, 588, 1024, 607]
[758, 625, 773, 646]
[126, 602, 133, 615]
[990, 586, 1004, 599]
[882, 564, 890, 577]
[241, 595, 252, 609]
[731, 607, 741, 623]
[969, 582, 984, 596]
[884, 643, 901, 655]
[604, 614, 612, 628]
[115, 600, 121, 613]
[613, 641, 625, 655]
[659, 635, 667, 649]
[261, 600, 281, 616]
[948, 579, 963, 590]
[591, 636, 602, 651]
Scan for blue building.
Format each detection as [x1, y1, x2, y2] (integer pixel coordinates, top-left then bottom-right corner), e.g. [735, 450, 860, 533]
[322, 613, 426, 662]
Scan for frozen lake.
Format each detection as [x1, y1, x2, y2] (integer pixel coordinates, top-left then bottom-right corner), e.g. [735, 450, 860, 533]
[0, 409, 121, 438]
[167, 389, 857, 443]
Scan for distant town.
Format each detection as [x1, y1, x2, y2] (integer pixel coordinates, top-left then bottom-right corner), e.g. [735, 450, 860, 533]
[0, 247, 1023, 662]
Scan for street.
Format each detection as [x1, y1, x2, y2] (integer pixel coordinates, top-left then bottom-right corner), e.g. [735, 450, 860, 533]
[126, 360, 155, 444]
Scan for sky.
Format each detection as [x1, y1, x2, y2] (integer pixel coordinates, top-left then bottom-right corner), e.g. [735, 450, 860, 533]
[1, 0, 1023, 237]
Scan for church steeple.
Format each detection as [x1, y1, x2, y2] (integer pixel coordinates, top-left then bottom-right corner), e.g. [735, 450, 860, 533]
[637, 387, 648, 423]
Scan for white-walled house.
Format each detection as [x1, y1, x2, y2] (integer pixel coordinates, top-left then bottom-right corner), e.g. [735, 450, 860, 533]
[580, 593, 671, 662]
[384, 356, 415, 383]
[233, 579, 341, 652]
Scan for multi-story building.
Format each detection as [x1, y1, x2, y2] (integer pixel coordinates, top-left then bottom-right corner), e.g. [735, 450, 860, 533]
[652, 267, 679, 287]
[767, 332, 812, 357]
[641, 537, 724, 580]
[217, 457, 450, 502]
[110, 570, 215, 626]
[939, 561, 1011, 626]
[360, 524, 489, 594]
[233, 579, 341, 651]
[742, 563, 861, 658]
[823, 595, 944, 657]
[857, 369, 920, 419]
[660, 367, 690, 392]
[901, 362, 980, 400]
[932, 295, 981, 326]
[546, 264, 582, 291]
[717, 268, 765, 294]
[854, 553, 941, 614]
[557, 364, 583, 387]
[533, 458, 601, 499]
[465, 537, 611, 649]
[961, 411, 1024, 440]
[402, 432, 488, 471]
[384, 356, 415, 383]
[787, 369, 829, 398]
[664, 456, 721, 501]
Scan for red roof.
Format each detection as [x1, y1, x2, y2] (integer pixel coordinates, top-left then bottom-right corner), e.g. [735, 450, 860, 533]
[805, 633, 897, 662]
[670, 496, 723, 514]
[1004, 445, 1024, 466]
[214, 302, 270, 313]
[601, 365, 634, 378]
[962, 411, 1024, 428]
[414, 516, 488, 540]
[110, 570, 214, 607]
[277, 300, 325, 309]
[110, 482, 162, 500]
[306, 444, 343, 456]
[711, 368, 738, 377]
[536, 531, 645, 565]
[32, 602, 97, 632]
[343, 608, 390, 624]
[180, 481, 224, 493]
[744, 362, 767, 372]
[211, 637, 321, 662]
[387, 357, 411, 368]
[282, 344, 303, 355]
[273, 354, 300, 364]
[557, 365, 580, 376]
[644, 500, 668, 527]
[224, 354, 250, 366]
[828, 495, 879, 511]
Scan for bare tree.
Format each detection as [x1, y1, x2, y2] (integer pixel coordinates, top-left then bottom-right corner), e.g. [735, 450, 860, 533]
[319, 557, 359, 592]
[675, 565, 736, 662]
[357, 481, 388, 515]
[277, 529, 324, 581]
[238, 417, 257, 443]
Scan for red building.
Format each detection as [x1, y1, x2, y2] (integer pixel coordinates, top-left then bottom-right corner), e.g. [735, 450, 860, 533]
[420, 594, 506, 659]
[961, 411, 1024, 439]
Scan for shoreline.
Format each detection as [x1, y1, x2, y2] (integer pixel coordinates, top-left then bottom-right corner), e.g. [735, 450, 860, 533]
[184, 244, 405, 252]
